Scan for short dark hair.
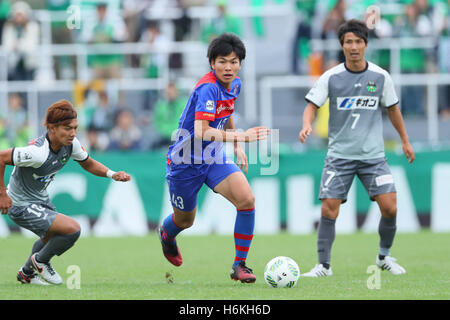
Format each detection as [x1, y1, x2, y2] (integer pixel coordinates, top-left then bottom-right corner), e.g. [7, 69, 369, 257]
[337, 19, 369, 45]
[207, 33, 246, 64]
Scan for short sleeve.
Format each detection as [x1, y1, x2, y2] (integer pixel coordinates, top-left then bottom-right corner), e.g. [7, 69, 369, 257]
[305, 73, 330, 108]
[71, 137, 89, 162]
[12, 145, 46, 168]
[194, 83, 219, 122]
[381, 72, 399, 108]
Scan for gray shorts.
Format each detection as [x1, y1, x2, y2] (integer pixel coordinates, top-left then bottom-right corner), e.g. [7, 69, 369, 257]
[8, 202, 58, 238]
[319, 156, 396, 203]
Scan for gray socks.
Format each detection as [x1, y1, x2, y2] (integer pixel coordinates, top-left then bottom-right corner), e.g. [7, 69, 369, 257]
[36, 230, 81, 264]
[317, 216, 336, 268]
[23, 238, 46, 274]
[378, 216, 397, 257]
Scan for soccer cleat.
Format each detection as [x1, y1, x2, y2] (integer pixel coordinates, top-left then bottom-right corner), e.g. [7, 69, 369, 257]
[17, 268, 49, 285]
[301, 264, 333, 277]
[158, 227, 183, 267]
[31, 253, 63, 285]
[376, 256, 406, 275]
[230, 261, 256, 283]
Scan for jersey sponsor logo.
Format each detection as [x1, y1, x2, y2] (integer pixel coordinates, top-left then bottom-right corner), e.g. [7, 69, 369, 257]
[32, 172, 57, 183]
[216, 99, 235, 117]
[206, 100, 215, 111]
[375, 174, 394, 186]
[337, 96, 379, 110]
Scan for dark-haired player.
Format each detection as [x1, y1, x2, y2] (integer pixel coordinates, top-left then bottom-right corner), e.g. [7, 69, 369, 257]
[0, 100, 131, 285]
[299, 20, 415, 277]
[158, 33, 270, 283]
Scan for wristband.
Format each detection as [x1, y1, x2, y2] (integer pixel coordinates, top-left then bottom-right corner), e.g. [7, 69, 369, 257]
[106, 169, 116, 178]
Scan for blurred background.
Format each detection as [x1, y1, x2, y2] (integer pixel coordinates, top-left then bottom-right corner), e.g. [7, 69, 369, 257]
[0, 0, 449, 237]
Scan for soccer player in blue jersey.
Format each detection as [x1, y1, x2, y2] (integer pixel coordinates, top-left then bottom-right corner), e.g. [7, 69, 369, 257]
[158, 33, 270, 283]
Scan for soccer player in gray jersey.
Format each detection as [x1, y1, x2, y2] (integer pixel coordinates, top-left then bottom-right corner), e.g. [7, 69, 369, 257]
[0, 100, 130, 285]
[299, 20, 415, 277]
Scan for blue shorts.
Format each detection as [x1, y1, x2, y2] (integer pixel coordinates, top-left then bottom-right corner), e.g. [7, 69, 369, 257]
[166, 155, 240, 212]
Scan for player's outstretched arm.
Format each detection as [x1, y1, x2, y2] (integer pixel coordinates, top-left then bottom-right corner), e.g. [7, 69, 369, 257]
[386, 105, 415, 164]
[299, 103, 318, 143]
[194, 119, 270, 143]
[0, 149, 13, 214]
[78, 157, 131, 182]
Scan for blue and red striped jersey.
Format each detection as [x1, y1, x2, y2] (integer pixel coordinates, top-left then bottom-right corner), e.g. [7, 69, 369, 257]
[167, 71, 241, 165]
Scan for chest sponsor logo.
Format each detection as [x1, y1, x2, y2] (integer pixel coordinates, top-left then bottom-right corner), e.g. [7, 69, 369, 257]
[337, 96, 379, 110]
[216, 101, 235, 115]
[32, 172, 57, 183]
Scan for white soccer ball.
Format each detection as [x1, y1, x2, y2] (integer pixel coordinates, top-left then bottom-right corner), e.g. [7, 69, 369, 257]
[264, 256, 300, 288]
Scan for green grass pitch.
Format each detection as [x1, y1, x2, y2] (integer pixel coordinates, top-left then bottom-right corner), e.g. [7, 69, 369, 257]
[0, 231, 449, 300]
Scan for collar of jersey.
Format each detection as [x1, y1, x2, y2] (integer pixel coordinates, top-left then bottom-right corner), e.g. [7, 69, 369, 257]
[344, 60, 368, 74]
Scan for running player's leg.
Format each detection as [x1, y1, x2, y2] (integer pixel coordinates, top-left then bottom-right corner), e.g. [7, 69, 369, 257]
[211, 168, 256, 283]
[160, 164, 204, 266]
[30, 213, 80, 284]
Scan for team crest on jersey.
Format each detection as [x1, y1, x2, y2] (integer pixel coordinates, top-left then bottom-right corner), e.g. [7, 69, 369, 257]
[233, 85, 238, 95]
[61, 153, 69, 164]
[366, 81, 377, 93]
[206, 100, 215, 111]
[337, 96, 379, 110]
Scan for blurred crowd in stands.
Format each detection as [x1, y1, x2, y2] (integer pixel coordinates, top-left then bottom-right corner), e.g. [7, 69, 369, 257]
[0, 0, 448, 152]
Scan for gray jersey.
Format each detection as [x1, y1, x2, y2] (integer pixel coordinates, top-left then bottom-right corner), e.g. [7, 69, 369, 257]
[7, 134, 89, 206]
[305, 62, 398, 160]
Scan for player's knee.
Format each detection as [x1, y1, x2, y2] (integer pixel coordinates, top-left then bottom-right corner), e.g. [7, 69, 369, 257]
[237, 193, 255, 211]
[67, 219, 81, 234]
[321, 202, 340, 219]
[381, 205, 397, 218]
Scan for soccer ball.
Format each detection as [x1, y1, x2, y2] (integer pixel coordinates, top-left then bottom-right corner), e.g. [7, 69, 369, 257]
[264, 256, 300, 288]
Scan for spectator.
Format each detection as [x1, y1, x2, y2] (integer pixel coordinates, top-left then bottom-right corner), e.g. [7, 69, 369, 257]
[5, 93, 30, 147]
[152, 82, 187, 149]
[201, 0, 242, 44]
[87, 90, 116, 132]
[2, 1, 39, 81]
[292, 0, 317, 74]
[83, 2, 128, 80]
[46, 0, 75, 79]
[394, 1, 433, 116]
[321, 0, 346, 69]
[109, 109, 143, 151]
[140, 21, 169, 110]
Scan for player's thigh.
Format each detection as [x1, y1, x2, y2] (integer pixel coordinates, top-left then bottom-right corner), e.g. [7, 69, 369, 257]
[212, 170, 254, 210]
[166, 163, 205, 213]
[319, 156, 357, 204]
[357, 157, 396, 201]
[8, 203, 59, 239]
